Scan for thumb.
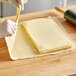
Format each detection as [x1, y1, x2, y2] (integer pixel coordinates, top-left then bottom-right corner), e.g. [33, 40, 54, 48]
[18, 0, 24, 10]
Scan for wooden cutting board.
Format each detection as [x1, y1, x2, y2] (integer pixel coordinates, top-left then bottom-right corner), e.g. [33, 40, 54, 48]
[0, 5, 76, 76]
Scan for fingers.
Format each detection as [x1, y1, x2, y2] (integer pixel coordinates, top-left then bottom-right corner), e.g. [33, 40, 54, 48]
[18, 0, 24, 10]
[10, 20, 17, 33]
[12, 0, 20, 8]
[12, 0, 28, 10]
[18, 0, 28, 10]
[14, 0, 20, 8]
[0, 19, 17, 38]
[6, 19, 17, 36]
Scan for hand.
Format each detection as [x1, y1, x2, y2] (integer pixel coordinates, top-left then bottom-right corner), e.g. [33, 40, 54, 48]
[12, 0, 28, 10]
[0, 19, 17, 38]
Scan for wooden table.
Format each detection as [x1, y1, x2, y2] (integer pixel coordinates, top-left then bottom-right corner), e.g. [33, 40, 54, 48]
[0, 5, 76, 76]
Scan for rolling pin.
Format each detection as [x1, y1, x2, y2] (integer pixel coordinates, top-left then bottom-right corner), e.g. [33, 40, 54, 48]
[55, 7, 76, 25]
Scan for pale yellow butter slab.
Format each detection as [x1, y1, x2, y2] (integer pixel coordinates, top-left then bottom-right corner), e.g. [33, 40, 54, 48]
[23, 18, 73, 54]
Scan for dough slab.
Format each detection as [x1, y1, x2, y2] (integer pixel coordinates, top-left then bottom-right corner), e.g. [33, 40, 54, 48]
[5, 17, 76, 60]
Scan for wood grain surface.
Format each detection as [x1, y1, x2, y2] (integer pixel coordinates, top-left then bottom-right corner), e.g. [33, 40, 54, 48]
[0, 5, 76, 76]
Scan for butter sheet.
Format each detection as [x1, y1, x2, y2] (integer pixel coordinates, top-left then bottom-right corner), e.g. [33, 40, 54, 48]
[23, 18, 73, 54]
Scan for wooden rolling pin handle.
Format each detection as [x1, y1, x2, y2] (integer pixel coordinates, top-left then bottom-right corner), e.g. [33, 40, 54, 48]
[55, 7, 65, 14]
